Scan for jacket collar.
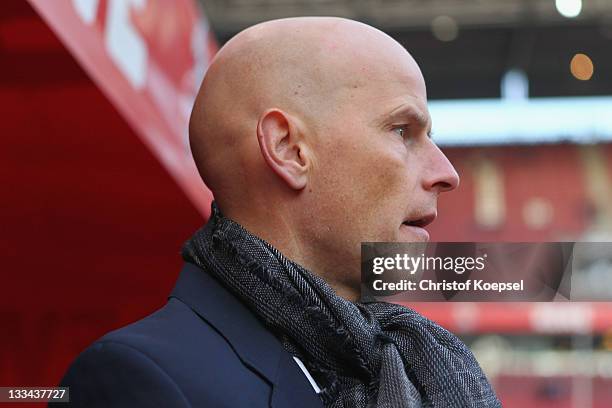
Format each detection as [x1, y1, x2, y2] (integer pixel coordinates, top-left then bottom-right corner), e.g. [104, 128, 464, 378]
[169, 261, 283, 384]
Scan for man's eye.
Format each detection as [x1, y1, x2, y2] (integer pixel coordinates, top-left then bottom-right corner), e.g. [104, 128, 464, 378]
[392, 125, 409, 138]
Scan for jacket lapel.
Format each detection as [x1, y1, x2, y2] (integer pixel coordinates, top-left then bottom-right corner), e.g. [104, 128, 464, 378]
[169, 262, 323, 408]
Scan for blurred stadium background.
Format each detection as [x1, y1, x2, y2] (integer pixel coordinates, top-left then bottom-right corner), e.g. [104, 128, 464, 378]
[1, 0, 611, 406]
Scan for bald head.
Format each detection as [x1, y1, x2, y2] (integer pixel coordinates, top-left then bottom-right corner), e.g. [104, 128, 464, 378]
[189, 17, 422, 204]
[189, 17, 458, 300]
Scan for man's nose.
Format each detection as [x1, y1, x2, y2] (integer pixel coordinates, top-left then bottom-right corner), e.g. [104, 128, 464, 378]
[422, 141, 460, 193]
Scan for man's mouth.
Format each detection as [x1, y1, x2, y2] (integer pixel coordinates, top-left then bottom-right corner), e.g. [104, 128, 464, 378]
[400, 212, 437, 241]
[401, 213, 436, 228]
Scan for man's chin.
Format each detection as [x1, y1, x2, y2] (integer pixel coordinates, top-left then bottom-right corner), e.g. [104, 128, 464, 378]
[398, 224, 430, 242]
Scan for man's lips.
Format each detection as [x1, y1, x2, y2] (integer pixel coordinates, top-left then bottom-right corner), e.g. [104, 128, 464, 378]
[400, 212, 437, 241]
[402, 212, 437, 228]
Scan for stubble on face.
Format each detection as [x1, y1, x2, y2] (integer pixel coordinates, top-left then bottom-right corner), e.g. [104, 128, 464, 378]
[295, 63, 438, 296]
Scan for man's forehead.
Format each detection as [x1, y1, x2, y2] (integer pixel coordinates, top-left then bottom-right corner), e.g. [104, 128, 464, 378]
[310, 21, 425, 95]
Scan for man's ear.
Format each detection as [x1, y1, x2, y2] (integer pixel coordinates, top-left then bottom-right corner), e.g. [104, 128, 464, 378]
[256, 109, 309, 190]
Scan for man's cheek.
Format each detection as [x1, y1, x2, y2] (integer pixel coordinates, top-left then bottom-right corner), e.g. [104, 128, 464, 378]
[357, 165, 407, 236]
[363, 159, 406, 202]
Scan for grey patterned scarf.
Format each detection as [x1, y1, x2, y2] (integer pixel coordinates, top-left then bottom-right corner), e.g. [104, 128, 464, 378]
[182, 202, 501, 408]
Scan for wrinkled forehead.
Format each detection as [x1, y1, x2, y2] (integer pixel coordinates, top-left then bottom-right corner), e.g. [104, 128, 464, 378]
[331, 51, 429, 125]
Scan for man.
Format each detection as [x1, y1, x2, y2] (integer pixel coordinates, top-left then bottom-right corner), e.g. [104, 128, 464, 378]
[56, 17, 501, 407]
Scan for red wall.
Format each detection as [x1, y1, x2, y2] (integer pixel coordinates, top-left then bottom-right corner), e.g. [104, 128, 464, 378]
[0, 2, 203, 400]
[430, 144, 612, 242]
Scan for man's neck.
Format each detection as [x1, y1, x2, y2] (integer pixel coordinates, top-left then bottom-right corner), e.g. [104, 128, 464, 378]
[221, 206, 360, 302]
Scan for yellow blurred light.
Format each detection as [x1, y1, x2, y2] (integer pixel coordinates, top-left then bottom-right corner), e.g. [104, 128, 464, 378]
[570, 53, 594, 81]
[603, 329, 612, 350]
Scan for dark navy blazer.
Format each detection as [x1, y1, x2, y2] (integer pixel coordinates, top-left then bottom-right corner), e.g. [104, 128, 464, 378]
[54, 262, 323, 407]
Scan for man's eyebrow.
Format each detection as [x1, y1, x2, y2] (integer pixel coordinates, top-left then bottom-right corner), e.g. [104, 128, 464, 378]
[377, 104, 433, 135]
